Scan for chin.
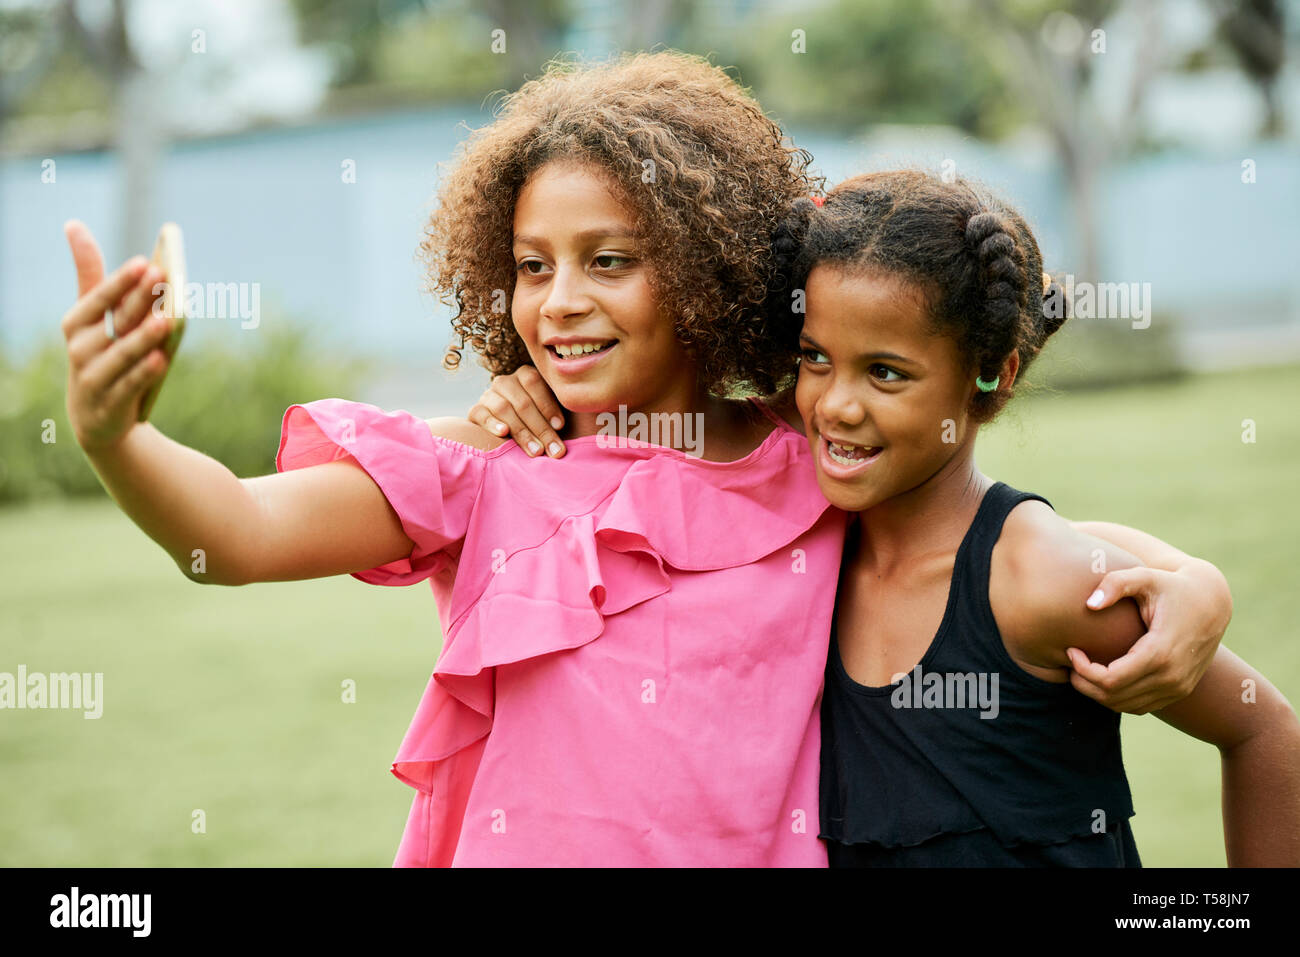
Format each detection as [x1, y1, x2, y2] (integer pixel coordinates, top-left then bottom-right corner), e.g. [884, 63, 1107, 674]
[814, 474, 879, 513]
[551, 383, 622, 415]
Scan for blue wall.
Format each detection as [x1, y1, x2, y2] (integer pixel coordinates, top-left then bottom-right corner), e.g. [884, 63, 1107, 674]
[4, 105, 1297, 413]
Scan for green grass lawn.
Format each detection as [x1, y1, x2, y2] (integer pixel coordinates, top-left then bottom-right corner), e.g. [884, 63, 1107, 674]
[1, 362, 1296, 866]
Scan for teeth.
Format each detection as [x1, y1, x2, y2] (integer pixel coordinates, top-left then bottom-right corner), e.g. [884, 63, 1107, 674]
[826, 438, 879, 466]
[554, 341, 612, 358]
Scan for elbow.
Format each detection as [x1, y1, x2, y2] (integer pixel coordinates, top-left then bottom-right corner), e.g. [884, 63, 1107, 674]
[175, 551, 247, 587]
[1267, 700, 1300, 749]
[178, 563, 219, 586]
[1225, 715, 1300, 764]
[1223, 690, 1300, 758]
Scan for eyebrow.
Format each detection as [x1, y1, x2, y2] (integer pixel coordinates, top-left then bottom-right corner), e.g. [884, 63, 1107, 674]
[513, 227, 636, 247]
[799, 333, 914, 365]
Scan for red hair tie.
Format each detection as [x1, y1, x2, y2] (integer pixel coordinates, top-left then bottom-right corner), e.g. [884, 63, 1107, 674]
[810, 195, 825, 207]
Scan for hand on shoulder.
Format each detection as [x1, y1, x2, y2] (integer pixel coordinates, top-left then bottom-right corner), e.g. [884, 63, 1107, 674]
[990, 499, 1147, 673]
[426, 416, 508, 452]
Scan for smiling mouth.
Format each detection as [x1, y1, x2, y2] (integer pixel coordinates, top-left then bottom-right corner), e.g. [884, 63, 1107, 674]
[546, 340, 617, 359]
[825, 437, 883, 466]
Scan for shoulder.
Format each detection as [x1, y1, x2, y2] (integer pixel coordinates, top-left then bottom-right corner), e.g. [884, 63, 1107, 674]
[990, 497, 1146, 670]
[425, 416, 508, 452]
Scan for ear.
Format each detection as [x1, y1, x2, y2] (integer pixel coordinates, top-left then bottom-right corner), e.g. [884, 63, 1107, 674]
[1000, 350, 1020, 391]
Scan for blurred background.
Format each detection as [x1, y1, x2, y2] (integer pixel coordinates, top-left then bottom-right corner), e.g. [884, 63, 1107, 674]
[1, 0, 1297, 866]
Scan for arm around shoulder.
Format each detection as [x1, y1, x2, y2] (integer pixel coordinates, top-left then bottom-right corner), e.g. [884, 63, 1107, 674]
[991, 501, 1149, 673]
[1069, 519, 1232, 634]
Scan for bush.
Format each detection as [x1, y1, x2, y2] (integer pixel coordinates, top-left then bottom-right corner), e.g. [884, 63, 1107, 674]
[0, 320, 374, 504]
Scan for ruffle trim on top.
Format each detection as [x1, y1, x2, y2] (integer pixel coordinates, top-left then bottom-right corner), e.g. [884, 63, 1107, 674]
[390, 509, 673, 791]
[392, 429, 835, 786]
[394, 430, 837, 865]
[822, 814, 1139, 852]
[589, 435, 831, 571]
[821, 746, 1138, 849]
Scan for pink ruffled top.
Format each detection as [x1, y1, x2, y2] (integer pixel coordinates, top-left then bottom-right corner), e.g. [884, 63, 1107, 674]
[276, 396, 847, 866]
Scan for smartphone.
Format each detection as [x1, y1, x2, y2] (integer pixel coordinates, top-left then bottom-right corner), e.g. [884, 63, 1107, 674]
[137, 222, 187, 422]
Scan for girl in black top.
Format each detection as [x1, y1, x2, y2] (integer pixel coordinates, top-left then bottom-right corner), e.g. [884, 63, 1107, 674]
[779, 170, 1300, 866]
[821, 483, 1143, 866]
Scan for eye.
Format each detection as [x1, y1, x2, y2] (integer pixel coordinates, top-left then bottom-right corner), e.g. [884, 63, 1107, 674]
[870, 363, 906, 382]
[800, 348, 829, 365]
[516, 259, 548, 276]
[594, 253, 632, 269]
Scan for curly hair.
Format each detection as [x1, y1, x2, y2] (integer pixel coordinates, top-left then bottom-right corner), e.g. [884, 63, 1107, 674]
[419, 50, 822, 396]
[771, 169, 1068, 422]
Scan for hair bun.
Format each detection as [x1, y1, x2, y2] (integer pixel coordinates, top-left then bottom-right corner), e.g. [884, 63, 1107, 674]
[1040, 277, 1068, 339]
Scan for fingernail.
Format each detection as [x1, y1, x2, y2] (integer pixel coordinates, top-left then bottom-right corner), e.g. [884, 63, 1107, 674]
[1087, 589, 1104, 608]
[548, 442, 561, 456]
[494, 422, 507, 435]
[527, 441, 541, 456]
[550, 417, 564, 429]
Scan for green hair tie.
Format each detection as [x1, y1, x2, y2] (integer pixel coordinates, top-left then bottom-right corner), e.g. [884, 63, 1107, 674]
[975, 375, 1000, 392]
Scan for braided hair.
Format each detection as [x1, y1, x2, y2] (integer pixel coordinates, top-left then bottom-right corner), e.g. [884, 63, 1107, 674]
[769, 169, 1067, 422]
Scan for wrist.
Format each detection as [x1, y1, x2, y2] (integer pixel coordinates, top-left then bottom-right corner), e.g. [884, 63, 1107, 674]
[81, 421, 148, 465]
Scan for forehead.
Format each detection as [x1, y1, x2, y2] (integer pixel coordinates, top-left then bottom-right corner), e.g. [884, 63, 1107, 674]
[803, 265, 931, 339]
[515, 160, 633, 226]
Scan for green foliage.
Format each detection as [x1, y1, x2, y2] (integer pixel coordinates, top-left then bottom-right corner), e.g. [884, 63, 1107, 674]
[4, 47, 110, 119]
[0, 320, 374, 504]
[291, 0, 573, 101]
[368, 12, 510, 99]
[727, 0, 1025, 136]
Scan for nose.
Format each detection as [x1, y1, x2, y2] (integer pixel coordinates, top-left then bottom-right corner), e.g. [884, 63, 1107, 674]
[816, 373, 868, 432]
[539, 261, 593, 324]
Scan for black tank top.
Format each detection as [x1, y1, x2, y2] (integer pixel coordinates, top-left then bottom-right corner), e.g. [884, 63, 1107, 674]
[819, 481, 1141, 867]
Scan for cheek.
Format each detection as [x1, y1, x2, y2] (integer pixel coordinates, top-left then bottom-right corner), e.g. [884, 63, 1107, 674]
[511, 293, 537, 341]
[891, 385, 968, 451]
[636, 290, 674, 345]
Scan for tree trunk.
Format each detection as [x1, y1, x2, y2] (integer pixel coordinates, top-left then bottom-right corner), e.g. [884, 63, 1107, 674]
[115, 68, 162, 257]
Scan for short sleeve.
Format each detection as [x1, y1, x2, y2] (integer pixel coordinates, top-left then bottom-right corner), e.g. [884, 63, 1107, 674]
[276, 398, 487, 586]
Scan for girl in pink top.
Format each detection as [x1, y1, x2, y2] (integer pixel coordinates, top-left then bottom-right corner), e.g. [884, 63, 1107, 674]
[277, 393, 840, 866]
[62, 52, 1227, 867]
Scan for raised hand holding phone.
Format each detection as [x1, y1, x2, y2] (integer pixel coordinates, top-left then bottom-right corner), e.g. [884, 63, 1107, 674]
[62, 220, 177, 454]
